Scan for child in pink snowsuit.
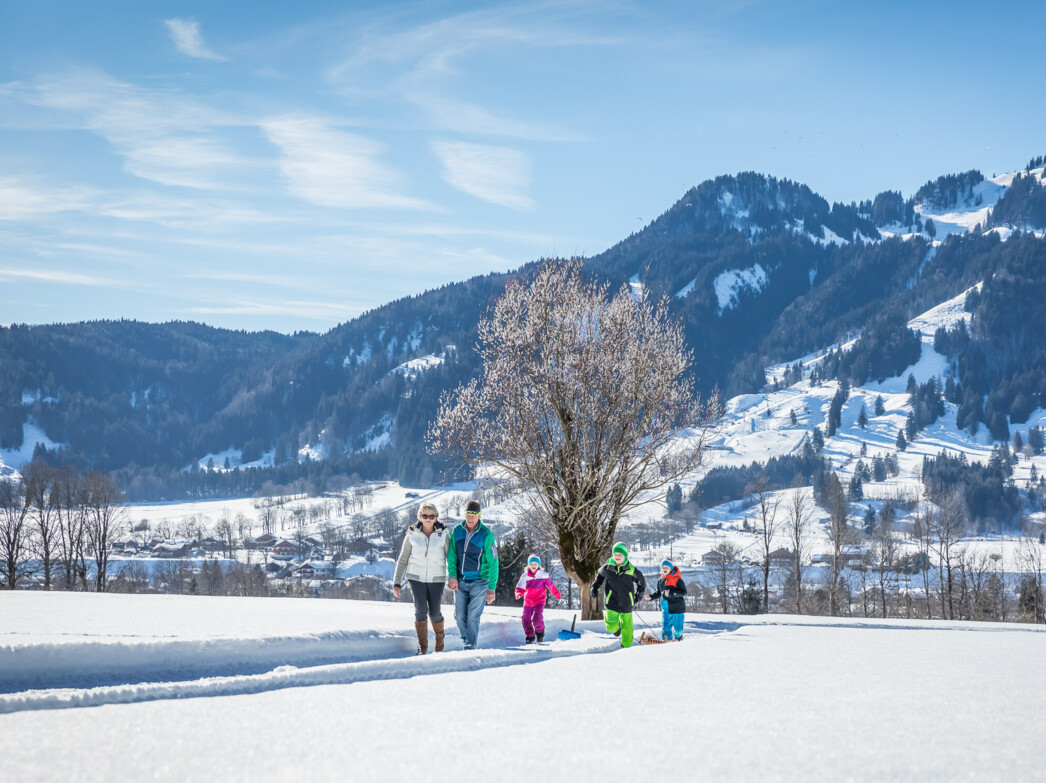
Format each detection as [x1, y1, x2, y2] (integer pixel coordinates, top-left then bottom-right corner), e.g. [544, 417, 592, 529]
[515, 555, 562, 643]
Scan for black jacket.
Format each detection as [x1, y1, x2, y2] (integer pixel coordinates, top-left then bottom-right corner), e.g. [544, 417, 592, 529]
[591, 559, 646, 613]
[650, 570, 687, 614]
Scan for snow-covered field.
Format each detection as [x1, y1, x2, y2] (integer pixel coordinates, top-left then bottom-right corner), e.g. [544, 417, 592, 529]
[1, 592, 1043, 781]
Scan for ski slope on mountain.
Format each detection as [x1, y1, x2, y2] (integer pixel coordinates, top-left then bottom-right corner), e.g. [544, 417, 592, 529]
[1, 592, 1043, 781]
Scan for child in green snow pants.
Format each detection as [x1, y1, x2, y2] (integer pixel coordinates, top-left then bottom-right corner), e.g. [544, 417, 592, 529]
[591, 542, 646, 649]
[603, 609, 635, 647]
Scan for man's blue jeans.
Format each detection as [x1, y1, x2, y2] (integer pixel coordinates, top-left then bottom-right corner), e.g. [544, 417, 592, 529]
[455, 580, 488, 649]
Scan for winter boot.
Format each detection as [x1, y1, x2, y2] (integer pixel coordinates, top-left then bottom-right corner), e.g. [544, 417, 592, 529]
[525, 636, 536, 644]
[536, 631, 544, 643]
[432, 619, 445, 652]
[414, 620, 429, 655]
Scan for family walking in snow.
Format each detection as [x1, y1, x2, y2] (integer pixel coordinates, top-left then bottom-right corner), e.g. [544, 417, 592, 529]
[396, 503, 683, 652]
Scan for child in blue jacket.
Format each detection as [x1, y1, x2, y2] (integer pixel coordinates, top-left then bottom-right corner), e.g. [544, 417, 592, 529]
[644, 559, 687, 640]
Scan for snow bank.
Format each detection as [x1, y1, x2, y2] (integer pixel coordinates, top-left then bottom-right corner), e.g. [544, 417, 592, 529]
[1, 592, 1043, 781]
[0, 593, 590, 696]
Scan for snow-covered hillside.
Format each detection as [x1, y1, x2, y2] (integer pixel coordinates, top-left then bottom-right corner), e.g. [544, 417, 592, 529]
[1, 592, 1043, 781]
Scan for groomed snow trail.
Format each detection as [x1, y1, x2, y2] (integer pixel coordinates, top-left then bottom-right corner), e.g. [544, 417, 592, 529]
[0, 632, 623, 715]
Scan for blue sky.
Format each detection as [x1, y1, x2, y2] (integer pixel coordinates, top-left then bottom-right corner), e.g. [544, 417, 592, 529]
[2, 1, 1044, 333]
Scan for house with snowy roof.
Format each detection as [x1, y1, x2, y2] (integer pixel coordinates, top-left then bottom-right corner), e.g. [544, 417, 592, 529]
[294, 561, 335, 579]
[271, 540, 298, 560]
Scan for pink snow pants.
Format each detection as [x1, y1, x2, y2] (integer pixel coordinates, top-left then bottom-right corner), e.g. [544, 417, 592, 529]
[521, 603, 545, 638]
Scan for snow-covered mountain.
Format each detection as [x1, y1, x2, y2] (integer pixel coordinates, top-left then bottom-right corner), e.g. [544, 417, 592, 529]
[3, 157, 1046, 499]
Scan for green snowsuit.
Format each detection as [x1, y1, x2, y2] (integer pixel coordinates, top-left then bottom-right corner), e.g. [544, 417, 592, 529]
[591, 553, 646, 648]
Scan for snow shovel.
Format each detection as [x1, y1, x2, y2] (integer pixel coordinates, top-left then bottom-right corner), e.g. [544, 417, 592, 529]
[557, 614, 582, 641]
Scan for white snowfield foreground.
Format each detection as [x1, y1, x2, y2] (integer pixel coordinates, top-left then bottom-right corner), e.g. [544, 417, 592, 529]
[2, 593, 1045, 782]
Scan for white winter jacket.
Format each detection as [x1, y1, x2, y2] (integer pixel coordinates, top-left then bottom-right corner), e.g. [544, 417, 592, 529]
[393, 522, 451, 585]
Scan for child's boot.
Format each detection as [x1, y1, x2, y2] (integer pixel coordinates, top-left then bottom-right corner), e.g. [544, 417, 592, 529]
[525, 636, 536, 644]
[536, 631, 544, 642]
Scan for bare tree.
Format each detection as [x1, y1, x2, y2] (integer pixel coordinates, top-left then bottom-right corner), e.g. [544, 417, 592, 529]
[24, 463, 61, 590]
[430, 259, 720, 619]
[0, 478, 30, 589]
[750, 478, 781, 613]
[912, 506, 934, 618]
[55, 467, 89, 591]
[215, 516, 235, 558]
[872, 509, 897, 618]
[84, 472, 124, 592]
[235, 512, 252, 545]
[709, 540, 740, 614]
[1017, 531, 1044, 623]
[929, 486, 966, 620]
[824, 472, 849, 616]
[256, 499, 278, 535]
[350, 512, 369, 541]
[786, 487, 813, 614]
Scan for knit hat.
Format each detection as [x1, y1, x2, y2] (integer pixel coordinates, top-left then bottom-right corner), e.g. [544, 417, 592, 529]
[611, 542, 629, 559]
[527, 554, 541, 566]
[465, 500, 481, 514]
[661, 559, 674, 569]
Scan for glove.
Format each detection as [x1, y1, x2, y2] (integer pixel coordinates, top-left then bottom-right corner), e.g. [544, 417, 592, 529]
[589, 586, 598, 598]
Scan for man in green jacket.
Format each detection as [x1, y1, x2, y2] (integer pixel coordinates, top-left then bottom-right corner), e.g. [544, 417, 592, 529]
[590, 542, 646, 648]
[447, 500, 499, 650]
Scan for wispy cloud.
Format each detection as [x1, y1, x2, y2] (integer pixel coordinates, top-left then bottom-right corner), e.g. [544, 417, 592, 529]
[327, 4, 604, 141]
[0, 266, 121, 287]
[432, 140, 533, 210]
[262, 116, 434, 210]
[188, 298, 359, 322]
[164, 19, 227, 62]
[0, 177, 96, 220]
[17, 70, 250, 189]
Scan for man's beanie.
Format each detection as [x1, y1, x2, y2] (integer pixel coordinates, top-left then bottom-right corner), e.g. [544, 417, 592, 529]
[612, 542, 628, 558]
[465, 500, 481, 514]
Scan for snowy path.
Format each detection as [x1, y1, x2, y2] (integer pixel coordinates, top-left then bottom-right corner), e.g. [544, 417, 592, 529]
[1, 593, 666, 714]
[0, 633, 621, 715]
[4, 594, 1046, 781]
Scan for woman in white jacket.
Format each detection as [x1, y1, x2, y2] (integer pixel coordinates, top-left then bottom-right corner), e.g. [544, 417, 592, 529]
[393, 502, 451, 654]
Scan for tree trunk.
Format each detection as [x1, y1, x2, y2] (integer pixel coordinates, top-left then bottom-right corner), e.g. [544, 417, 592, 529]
[579, 579, 602, 621]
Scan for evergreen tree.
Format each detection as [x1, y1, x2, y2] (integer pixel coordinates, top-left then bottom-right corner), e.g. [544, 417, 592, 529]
[875, 395, 885, 416]
[989, 411, 1010, 443]
[896, 430, 907, 452]
[739, 580, 762, 614]
[849, 472, 864, 502]
[494, 530, 531, 606]
[858, 405, 868, 429]
[666, 483, 683, 514]
[812, 427, 825, 452]
[1028, 426, 1045, 455]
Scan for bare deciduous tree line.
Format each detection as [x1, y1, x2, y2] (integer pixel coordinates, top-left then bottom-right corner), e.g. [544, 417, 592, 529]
[1, 463, 123, 592]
